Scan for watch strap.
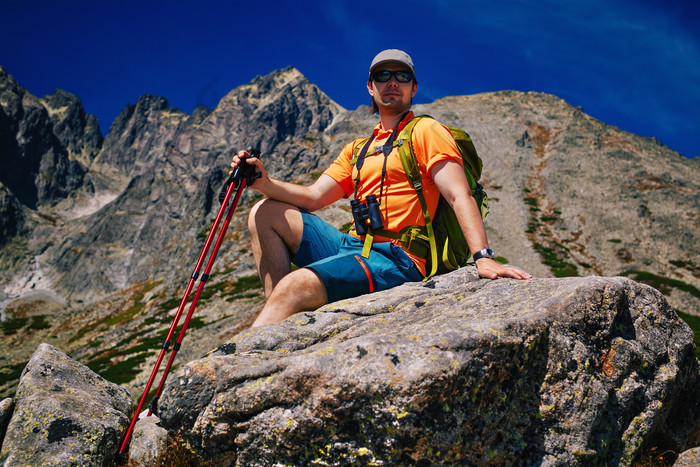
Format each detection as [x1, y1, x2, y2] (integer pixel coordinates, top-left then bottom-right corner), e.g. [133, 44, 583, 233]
[473, 248, 494, 262]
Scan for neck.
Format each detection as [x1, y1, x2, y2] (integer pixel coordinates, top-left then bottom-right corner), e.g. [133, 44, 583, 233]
[379, 109, 409, 131]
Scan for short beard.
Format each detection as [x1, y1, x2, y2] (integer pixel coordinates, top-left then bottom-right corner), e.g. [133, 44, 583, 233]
[369, 97, 413, 115]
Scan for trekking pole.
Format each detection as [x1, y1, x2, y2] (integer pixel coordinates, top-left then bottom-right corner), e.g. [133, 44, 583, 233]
[117, 150, 261, 458]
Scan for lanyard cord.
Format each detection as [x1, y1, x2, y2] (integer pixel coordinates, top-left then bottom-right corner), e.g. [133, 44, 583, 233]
[353, 137, 373, 200]
[353, 112, 409, 203]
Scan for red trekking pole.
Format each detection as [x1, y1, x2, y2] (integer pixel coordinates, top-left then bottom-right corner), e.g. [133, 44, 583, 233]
[117, 150, 261, 458]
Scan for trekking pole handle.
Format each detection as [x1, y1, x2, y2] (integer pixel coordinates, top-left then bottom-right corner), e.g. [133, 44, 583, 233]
[219, 149, 261, 204]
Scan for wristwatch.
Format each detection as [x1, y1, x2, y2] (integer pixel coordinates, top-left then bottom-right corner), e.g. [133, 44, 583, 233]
[473, 248, 495, 262]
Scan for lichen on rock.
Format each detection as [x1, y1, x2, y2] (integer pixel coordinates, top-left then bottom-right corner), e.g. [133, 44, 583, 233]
[0, 343, 132, 466]
[157, 269, 700, 465]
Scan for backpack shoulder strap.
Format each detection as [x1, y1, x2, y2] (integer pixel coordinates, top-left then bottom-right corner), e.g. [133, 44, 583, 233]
[396, 116, 428, 190]
[396, 115, 440, 278]
[350, 136, 372, 166]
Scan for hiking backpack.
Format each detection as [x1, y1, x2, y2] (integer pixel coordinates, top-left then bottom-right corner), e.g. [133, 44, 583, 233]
[352, 115, 489, 278]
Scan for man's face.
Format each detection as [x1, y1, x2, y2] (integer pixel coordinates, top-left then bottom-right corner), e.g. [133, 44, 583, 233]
[367, 63, 418, 115]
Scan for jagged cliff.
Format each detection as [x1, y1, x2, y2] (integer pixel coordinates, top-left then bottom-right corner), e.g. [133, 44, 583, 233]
[0, 67, 101, 243]
[0, 67, 101, 211]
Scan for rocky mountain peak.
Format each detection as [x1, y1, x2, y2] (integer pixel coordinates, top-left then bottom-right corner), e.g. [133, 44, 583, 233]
[0, 69, 97, 209]
[105, 94, 185, 140]
[95, 94, 186, 179]
[180, 66, 345, 179]
[40, 89, 103, 167]
[253, 65, 308, 90]
[216, 66, 343, 132]
[0, 66, 25, 117]
[221, 66, 316, 106]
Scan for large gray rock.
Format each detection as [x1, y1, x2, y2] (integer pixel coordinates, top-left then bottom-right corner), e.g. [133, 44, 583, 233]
[675, 447, 700, 466]
[158, 271, 699, 466]
[0, 344, 131, 466]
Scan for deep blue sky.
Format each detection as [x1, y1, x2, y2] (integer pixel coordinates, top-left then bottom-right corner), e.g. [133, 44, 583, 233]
[2, 0, 698, 158]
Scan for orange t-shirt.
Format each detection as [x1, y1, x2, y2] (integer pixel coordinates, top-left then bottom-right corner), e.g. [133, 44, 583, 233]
[323, 112, 462, 275]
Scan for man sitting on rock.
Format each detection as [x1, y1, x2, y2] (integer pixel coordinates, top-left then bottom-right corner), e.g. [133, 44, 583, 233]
[231, 49, 531, 327]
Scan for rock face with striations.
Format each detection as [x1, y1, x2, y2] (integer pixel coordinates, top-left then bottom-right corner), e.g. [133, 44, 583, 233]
[0, 66, 100, 210]
[158, 270, 699, 466]
[0, 66, 346, 303]
[0, 184, 24, 243]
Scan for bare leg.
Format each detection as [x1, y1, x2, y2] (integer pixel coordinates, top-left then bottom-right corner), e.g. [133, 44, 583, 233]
[248, 199, 303, 297]
[247, 199, 328, 327]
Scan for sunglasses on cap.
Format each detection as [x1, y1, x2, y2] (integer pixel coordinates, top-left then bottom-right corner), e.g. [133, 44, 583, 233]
[371, 70, 414, 83]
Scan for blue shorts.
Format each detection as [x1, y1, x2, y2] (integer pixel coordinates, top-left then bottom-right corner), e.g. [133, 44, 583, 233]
[291, 210, 423, 303]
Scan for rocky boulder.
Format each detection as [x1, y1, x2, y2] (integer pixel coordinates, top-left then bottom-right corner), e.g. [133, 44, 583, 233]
[127, 415, 169, 466]
[0, 344, 131, 466]
[158, 271, 699, 466]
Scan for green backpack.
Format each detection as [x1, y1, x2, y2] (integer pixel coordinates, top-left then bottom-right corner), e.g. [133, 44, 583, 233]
[353, 115, 489, 278]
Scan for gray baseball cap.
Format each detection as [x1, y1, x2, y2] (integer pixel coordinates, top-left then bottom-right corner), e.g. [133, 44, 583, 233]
[369, 49, 415, 77]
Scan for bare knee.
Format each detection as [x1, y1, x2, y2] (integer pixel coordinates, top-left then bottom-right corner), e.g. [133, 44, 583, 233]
[248, 199, 295, 230]
[252, 268, 327, 327]
[248, 198, 274, 233]
[273, 268, 327, 305]
[248, 199, 304, 251]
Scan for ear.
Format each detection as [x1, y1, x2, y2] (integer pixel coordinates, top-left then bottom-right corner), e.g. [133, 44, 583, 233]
[411, 81, 418, 98]
[367, 80, 375, 98]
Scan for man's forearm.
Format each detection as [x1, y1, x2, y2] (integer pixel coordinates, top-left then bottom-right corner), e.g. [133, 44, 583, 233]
[252, 177, 316, 210]
[253, 173, 344, 212]
[449, 193, 489, 254]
